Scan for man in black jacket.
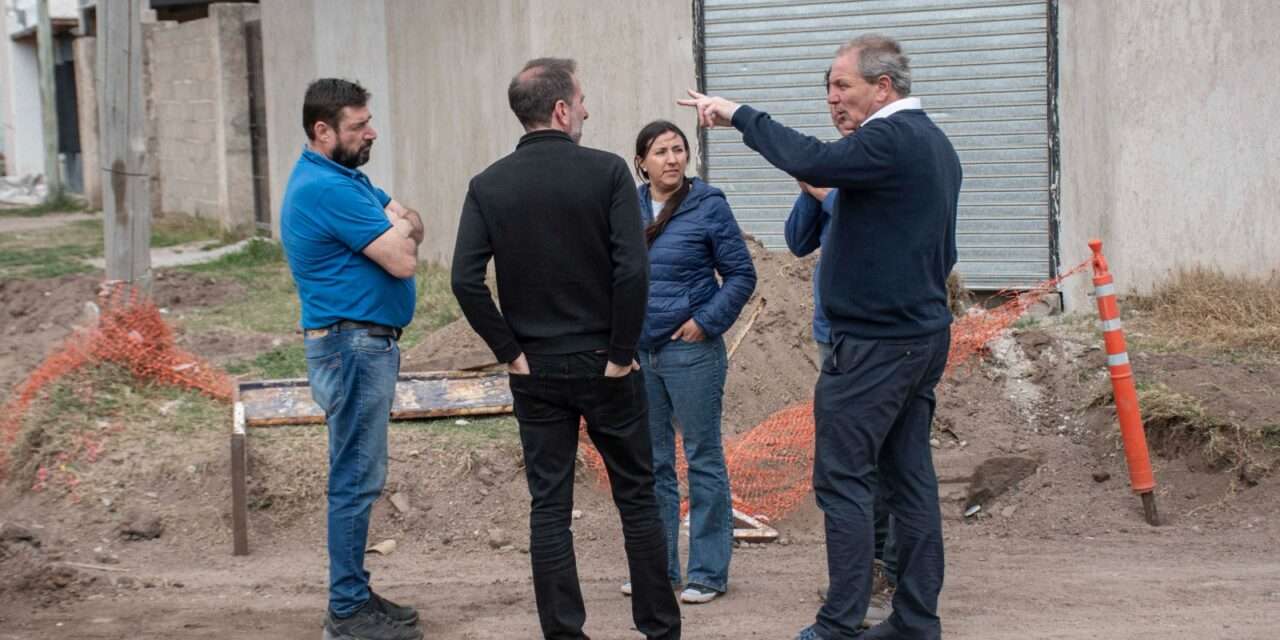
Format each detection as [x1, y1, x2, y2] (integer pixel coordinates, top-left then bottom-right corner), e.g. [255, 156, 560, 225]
[681, 35, 960, 640]
[451, 57, 680, 640]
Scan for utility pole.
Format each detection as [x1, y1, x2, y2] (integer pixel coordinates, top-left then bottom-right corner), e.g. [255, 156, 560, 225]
[36, 0, 62, 202]
[98, 0, 152, 291]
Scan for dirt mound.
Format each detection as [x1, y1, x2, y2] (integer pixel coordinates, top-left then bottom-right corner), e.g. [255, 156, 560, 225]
[0, 272, 246, 402]
[721, 238, 821, 433]
[0, 528, 107, 607]
[402, 317, 496, 372]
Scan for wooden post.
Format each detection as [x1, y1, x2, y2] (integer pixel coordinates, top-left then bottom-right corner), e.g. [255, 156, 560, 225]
[231, 384, 249, 556]
[36, 0, 61, 202]
[97, 0, 152, 291]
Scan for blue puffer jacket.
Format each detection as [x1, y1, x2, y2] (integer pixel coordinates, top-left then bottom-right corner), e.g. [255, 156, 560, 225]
[638, 178, 757, 350]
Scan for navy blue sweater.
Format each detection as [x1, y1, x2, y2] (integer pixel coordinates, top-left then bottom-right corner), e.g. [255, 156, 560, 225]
[733, 105, 961, 339]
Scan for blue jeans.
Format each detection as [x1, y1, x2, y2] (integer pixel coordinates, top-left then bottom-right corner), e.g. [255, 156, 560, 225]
[305, 327, 401, 617]
[639, 337, 732, 593]
[813, 329, 950, 640]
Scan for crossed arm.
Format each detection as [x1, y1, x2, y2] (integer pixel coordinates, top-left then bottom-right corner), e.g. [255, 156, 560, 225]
[362, 199, 423, 279]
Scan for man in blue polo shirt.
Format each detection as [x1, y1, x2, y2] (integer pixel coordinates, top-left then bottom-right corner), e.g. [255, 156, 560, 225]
[280, 78, 424, 640]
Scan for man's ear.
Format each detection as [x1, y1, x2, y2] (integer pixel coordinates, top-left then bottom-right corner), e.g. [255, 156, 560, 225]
[553, 100, 569, 127]
[876, 74, 894, 99]
[312, 120, 331, 144]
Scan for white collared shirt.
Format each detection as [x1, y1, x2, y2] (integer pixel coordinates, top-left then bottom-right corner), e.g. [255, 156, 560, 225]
[860, 97, 922, 127]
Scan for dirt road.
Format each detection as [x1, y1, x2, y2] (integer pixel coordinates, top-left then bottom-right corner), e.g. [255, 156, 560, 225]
[3, 527, 1277, 639]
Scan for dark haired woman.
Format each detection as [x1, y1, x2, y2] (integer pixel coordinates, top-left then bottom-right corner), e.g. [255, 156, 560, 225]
[623, 120, 756, 604]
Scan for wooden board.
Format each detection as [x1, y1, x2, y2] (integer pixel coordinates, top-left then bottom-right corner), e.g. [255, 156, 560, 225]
[732, 508, 779, 543]
[237, 371, 513, 427]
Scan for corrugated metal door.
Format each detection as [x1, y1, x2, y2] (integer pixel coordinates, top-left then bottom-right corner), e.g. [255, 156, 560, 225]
[703, 0, 1051, 289]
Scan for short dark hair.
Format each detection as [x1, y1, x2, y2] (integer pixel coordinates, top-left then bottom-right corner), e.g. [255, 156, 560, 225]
[302, 78, 370, 141]
[508, 58, 577, 130]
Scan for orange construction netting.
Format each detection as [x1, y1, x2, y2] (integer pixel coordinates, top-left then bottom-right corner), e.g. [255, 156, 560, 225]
[2, 261, 1087, 518]
[0, 282, 233, 482]
[579, 260, 1090, 522]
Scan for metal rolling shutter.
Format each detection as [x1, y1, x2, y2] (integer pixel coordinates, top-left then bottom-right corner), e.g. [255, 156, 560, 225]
[703, 0, 1052, 289]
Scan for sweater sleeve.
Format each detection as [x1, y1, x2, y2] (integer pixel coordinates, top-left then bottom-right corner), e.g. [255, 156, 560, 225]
[732, 105, 898, 190]
[605, 159, 650, 366]
[692, 198, 757, 339]
[784, 192, 823, 257]
[450, 184, 522, 364]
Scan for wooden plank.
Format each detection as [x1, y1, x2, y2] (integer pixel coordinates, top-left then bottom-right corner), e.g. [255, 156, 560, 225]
[237, 371, 513, 427]
[727, 295, 767, 362]
[98, 0, 153, 291]
[732, 508, 779, 543]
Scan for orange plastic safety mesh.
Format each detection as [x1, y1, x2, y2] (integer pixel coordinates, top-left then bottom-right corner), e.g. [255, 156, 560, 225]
[0, 283, 233, 481]
[578, 261, 1089, 522]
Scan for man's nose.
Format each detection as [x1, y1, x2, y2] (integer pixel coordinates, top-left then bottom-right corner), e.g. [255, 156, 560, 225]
[366, 126, 378, 140]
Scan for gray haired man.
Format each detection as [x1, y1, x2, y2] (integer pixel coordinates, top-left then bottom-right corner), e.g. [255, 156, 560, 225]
[681, 34, 960, 640]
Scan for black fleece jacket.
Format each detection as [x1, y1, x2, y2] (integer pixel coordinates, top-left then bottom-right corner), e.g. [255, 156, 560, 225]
[450, 130, 649, 367]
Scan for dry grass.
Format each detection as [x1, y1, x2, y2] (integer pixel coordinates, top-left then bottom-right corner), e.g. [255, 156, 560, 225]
[1128, 267, 1280, 353]
[1128, 383, 1271, 482]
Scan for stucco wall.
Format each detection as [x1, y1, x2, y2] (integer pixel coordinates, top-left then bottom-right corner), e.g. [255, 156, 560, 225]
[1058, 0, 1280, 310]
[262, 0, 698, 261]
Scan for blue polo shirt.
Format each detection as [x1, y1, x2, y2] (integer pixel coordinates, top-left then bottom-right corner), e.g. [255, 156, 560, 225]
[280, 147, 415, 330]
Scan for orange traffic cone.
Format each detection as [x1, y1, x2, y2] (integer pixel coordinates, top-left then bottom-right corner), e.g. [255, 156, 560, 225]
[1089, 240, 1159, 525]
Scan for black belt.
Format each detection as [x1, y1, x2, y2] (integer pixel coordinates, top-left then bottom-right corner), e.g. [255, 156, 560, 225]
[305, 320, 402, 340]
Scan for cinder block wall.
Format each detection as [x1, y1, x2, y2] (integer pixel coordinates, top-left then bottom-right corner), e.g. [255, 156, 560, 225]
[145, 3, 258, 233]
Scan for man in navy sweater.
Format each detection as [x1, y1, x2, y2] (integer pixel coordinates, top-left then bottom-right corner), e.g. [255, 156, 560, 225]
[786, 67, 898, 631]
[682, 35, 960, 640]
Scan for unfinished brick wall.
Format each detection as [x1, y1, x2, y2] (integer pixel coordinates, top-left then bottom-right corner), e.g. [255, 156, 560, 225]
[145, 4, 259, 234]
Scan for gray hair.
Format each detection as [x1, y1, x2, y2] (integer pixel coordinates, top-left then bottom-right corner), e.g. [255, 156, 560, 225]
[508, 57, 578, 130]
[837, 35, 911, 97]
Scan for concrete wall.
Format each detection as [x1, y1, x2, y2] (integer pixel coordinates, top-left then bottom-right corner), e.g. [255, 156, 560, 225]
[1058, 0, 1280, 310]
[2, 38, 43, 177]
[1, 0, 81, 178]
[145, 3, 258, 232]
[262, 0, 698, 260]
[0, 8, 10, 174]
[260, 0, 393, 237]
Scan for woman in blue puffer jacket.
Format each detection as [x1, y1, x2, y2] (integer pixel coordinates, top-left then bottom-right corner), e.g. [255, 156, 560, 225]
[625, 120, 756, 605]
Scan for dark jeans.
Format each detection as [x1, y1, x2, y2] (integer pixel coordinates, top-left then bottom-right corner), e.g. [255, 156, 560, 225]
[812, 329, 950, 640]
[817, 341, 899, 587]
[509, 350, 681, 640]
[305, 327, 401, 617]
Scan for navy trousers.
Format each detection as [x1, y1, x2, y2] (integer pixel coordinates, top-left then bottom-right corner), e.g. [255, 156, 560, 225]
[812, 328, 950, 640]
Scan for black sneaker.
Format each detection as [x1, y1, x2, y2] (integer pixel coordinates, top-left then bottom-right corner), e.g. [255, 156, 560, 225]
[369, 590, 419, 626]
[323, 603, 423, 640]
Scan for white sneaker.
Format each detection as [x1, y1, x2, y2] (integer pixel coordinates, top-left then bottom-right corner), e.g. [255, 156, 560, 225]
[679, 585, 721, 604]
[620, 582, 632, 596]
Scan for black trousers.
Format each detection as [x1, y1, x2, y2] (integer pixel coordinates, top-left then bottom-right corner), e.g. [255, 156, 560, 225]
[813, 328, 950, 640]
[509, 350, 681, 640]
